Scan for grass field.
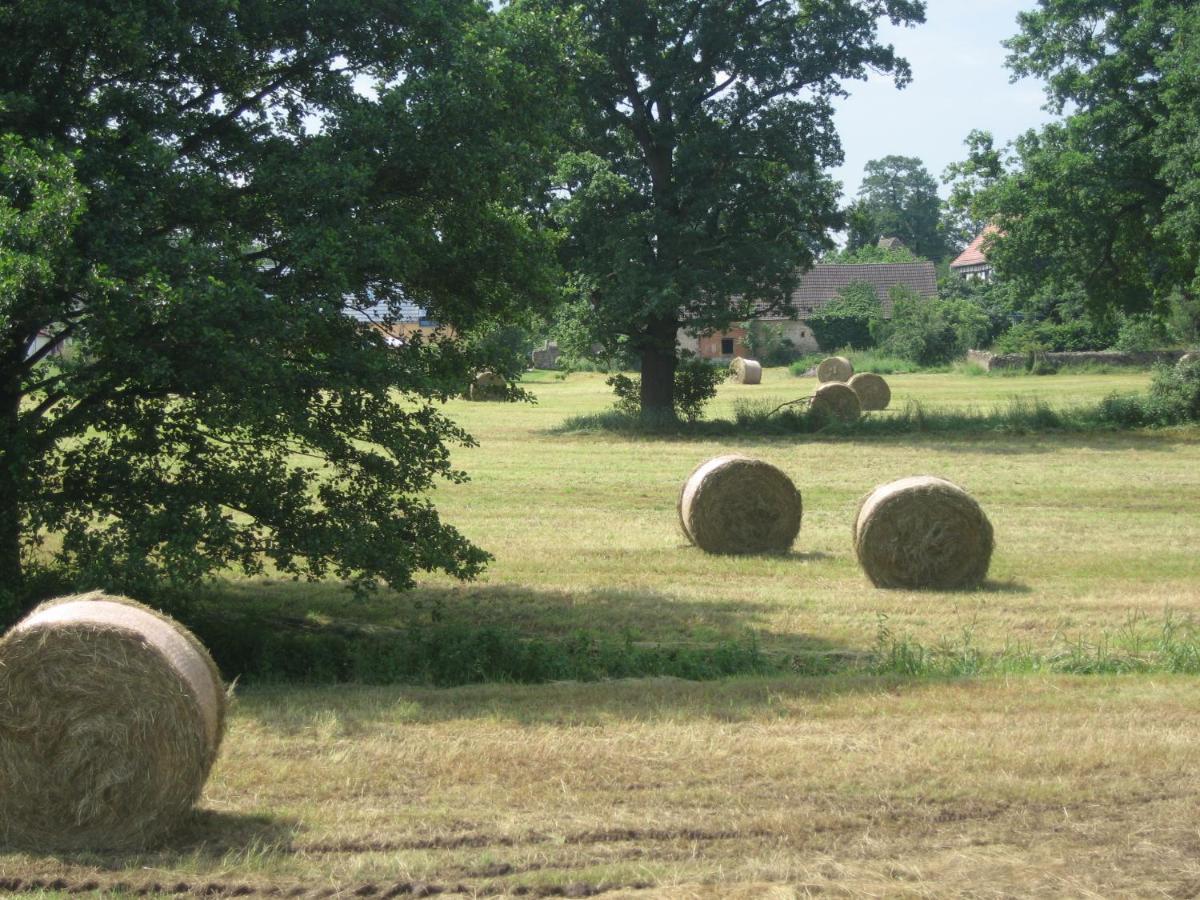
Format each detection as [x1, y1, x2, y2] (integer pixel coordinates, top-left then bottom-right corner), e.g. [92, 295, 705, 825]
[6, 368, 1200, 897]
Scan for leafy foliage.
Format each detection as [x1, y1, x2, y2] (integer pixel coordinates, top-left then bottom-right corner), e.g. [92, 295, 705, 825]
[0, 0, 564, 604]
[873, 287, 988, 366]
[607, 354, 728, 423]
[846, 155, 949, 260]
[743, 320, 801, 366]
[525, 0, 926, 416]
[806, 281, 882, 350]
[961, 2, 1200, 318]
[824, 243, 922, 264]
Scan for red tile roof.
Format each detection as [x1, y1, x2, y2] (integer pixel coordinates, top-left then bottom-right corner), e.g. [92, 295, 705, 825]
[950, 224, 1000, 270]
[753, 261, 938, 319]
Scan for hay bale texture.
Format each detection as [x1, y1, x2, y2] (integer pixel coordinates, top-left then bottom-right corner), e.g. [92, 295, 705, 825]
[847, 372, 891, 411]
[854, 476, 994, 590]
[810, 382, 861, 423]
[678, 455, 801, 554]
[729, 357, 762, 385]
[468, 371, 506, 401]
[816, 356, 853, 383]
[0, 592, 226, 849]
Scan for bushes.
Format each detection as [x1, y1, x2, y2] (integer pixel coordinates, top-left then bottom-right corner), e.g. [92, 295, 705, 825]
[742, 320, 801, 366]
[1098, 357, 1200, 427]
[872, 287, 988, 366]
[806, 281, 880, 350]
[606, 353, 728, 422]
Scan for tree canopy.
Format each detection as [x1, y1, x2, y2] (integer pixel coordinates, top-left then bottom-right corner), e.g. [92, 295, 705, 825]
[0, 0, 564, 607]
[524, 0, 925, 417]
[961, 0, 1199, 317]
[846, 155, 947, 260]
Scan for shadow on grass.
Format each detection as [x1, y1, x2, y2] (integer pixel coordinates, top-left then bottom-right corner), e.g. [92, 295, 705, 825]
[549, 400, 1195, 451]
[24, 810, 300, 869]
[177, 580, 853, 688]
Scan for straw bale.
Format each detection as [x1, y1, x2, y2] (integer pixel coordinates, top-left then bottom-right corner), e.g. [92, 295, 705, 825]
[729, 357, 762, 385]
[854, 476, 994, 589]
[0, 592, 226, 849]
[847, 372, 891, 411]
[678, 455, 802, 554]
[810, 382, 861, 423]
[816, 356, 853, 383]
[468, 371, 507, 401]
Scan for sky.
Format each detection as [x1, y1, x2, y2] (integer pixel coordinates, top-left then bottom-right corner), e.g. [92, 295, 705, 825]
[829, 0, 1057, 201]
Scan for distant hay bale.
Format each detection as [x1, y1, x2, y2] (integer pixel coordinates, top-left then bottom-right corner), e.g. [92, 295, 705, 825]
[468, 371, 507, 401]
[729, 357, 762, 384]
[848, 372, 891, 411]
[678, 455, 802, 555]
[810, 382, 861, 423]
[816, 356, 853, 383]
[0, 592, 226, 850]
[853, 476, 994, 590]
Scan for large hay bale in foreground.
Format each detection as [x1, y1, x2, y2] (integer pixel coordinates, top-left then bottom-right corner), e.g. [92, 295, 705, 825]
[468, 370, 507, 401]
[0, 592, 226, 850]
[854, 476, 994, 590]
[816, 356, 853, 383]
[810, 382, 861, 423]
[847, 372, 891, 411]
[729, 357, 762, 385]
[678, 455, 802, 554]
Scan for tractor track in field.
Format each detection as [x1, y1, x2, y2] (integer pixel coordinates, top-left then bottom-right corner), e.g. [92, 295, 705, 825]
[0, 874, 659, 898]
[299, 825, 778, 855]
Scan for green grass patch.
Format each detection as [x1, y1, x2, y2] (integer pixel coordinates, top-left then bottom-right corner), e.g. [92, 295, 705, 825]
[557, 395, 1148, 438]
[181, 606, 774, 686]
[788, 349, 945, 376]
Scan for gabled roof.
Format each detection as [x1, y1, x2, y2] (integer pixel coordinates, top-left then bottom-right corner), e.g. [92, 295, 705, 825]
[753, 261, 938, 319]
[950, 224, 1000, 270]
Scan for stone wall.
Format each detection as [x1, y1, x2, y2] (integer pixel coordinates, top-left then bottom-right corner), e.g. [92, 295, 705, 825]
[967, 348, 1187, 371]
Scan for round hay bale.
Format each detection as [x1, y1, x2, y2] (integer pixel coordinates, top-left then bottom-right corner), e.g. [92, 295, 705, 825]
[729, 357, 762, 385]
[678, 455, 801, 555]
[816, 356, 853, 383]
[810, 382, 861, 424]
[0, 591, 226, 850]
[853, 476, 994, 590]
[847, 372, 891, 411]
[468, 371, 506, 401]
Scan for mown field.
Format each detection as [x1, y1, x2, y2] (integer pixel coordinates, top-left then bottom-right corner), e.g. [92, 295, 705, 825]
[6, 368, 1200, 898]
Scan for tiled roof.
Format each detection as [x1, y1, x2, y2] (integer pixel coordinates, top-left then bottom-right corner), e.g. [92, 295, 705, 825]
[950, 224, 1000, 270]
[753, 261, 938, 319]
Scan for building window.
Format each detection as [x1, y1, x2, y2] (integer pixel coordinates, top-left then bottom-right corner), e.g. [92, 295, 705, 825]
[720, 337, 734, 355]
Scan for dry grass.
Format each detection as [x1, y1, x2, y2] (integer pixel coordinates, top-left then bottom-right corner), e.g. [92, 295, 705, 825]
[5, 676, 1200, 896]
[4, 368, 1200, 895]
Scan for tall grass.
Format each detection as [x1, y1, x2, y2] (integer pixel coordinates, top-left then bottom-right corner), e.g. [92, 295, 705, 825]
[789, 350, 946, 376]
[558, 395, 1140, 438]
[863, 612, 1200, 678]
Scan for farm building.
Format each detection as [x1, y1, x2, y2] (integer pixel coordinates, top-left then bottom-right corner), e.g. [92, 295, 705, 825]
[344, 298, 448, 345]
[679, 260, 938, 360]
[950, 224, 999, 281]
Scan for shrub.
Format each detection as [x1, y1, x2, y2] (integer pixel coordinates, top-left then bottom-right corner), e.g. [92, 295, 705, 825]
[606, 352, 728, 422]
[1097, 358, 1200, 427]
[872, 287, 988, 366]
[806, 281, 881, 350]
[743, 320, 801, 366]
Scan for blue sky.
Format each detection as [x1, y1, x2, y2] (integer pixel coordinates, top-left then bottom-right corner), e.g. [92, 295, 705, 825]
[830, 0, 1056, 201]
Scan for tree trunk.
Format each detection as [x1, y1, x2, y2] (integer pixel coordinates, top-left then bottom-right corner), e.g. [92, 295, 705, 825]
[639, 323, 678, 421]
